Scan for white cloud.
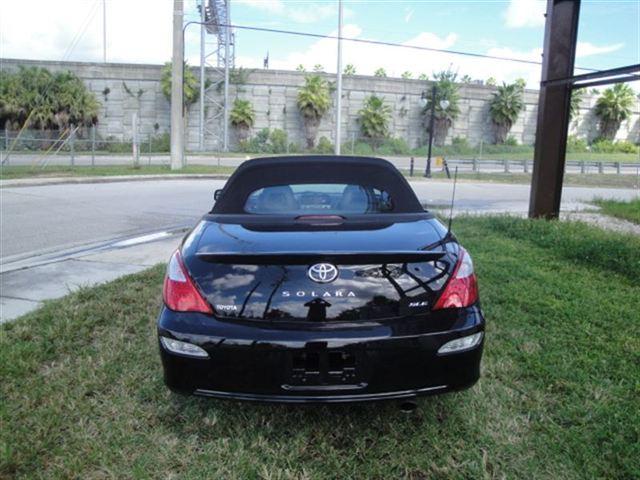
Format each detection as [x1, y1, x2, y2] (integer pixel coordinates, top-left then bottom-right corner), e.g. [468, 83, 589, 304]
[235, 0, 349, 24]
[576, 42, 625, 58]
[504, 0, 546, 28]
[234, 0, 285, 15]
[235, 24, 545, 87]
[1, 0, 174, 64]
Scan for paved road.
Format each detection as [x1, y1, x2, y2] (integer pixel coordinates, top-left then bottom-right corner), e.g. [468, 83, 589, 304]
[2, 178, 638, 262]
[4, 153, 640, 175]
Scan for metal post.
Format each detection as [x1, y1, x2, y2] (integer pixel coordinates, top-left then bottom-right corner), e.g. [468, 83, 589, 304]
[148, 133, 152, 165]
[504, 159, 510, 173]
[472, 158, 477, 172]
[102, 0, 107, 62]
[529, 0, 581, 219]
[581, 160, 585, 174]
[424, 85, 436, 177]
[222, 1, 231, 152]
[410, 157, 414, 177]
[616, 161, 621, 175]
[598, 161, 604, 174]
[132, 112, 139, 167]
[91, 126, 96, 166]
[170, 0, 185, 170]
[70, 130, 75, 166]
[334, 0, 343, 155]
[199, 0, 206, 151]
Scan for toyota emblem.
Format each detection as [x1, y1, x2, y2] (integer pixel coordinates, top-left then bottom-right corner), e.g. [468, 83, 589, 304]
[308, 263, 339, 283]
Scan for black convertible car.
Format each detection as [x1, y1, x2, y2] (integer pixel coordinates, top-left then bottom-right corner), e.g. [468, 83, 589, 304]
[157, 156, 485, 404]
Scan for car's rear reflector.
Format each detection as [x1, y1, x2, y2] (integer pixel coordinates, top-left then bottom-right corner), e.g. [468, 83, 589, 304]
[433, 247, 478, 310]
[163, 250, 213, 314]
[437, 332, 483, 354]
[160, 336, 209, 358]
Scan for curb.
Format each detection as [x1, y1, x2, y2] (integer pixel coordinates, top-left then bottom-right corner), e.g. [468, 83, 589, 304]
[0, 173, 232, 188]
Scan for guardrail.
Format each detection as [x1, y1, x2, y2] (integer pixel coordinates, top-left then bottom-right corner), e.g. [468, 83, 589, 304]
[435, 158, 640, 176]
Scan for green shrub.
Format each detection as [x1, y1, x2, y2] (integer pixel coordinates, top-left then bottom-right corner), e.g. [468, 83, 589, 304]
[268, 129, 288, 153]
[566, 135, 588, 153]
[504, 136, 519, 146]
[591, 139, 639, 154]
[612, 140, 639, 154]
[342, 141, 374, 156]
[377, 137, 411, 155]
[313, 136, 334, 154]
[591, 139, 616, 153]
[238, 128, 292, 154]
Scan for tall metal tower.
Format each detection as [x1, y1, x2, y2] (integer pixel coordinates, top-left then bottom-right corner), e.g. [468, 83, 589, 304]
[198, 0, 234, 151]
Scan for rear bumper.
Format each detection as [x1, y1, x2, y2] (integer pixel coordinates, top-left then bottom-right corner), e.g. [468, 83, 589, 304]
[157, 305, 485, 404]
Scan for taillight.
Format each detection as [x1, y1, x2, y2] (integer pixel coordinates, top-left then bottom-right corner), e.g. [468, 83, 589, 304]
[163, 250, 213, 314]
[433, 247, 478, 310]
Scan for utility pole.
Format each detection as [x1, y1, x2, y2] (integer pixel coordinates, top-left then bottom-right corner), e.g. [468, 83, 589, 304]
[170, 0, 185, 170]
[222, 0, 231, 152]
[102, 0, 107, 62]
[424, 85, 436, 177]
[334, 0, 343, 155]
[199, 0, 206, 151]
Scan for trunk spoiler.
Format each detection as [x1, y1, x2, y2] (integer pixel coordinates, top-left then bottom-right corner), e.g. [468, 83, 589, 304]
[195, 250, 446, 265]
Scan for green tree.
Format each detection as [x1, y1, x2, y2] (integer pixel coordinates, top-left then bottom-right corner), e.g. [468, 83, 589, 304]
[160, 62, 200, 115]
[460, 75, 472, 84]
[374, 68, 387, 78]
[569, 87, 585, 121]
[343, 64, 356, 76]
[489, 82, 524, 144]
[418, 73, 428, 81]
[296, 64, 306, 72]
[313, 64, 324, 73]
[401, 71, 413, 79]
[422, 70, 461, 146]
[514, 78, 527, 90]
[358, 95, 391, 149]
[297, 74, 331, 149]
[0, 66, 99, 133]
[229, 99, 255, 142]
[486, 77, 497, 87]
[594, 83, 635, 140]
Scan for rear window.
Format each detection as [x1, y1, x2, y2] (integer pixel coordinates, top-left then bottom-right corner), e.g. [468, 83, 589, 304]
[244, 183, 394, 215]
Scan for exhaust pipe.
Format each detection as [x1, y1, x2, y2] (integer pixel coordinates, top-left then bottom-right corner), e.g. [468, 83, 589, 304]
[398, 399, 418, 413]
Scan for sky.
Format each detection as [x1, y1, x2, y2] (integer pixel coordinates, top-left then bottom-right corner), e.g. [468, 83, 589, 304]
[1, 0, 639, 89]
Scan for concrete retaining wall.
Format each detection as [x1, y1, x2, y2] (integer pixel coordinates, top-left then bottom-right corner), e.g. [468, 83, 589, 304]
[2, 58, 638, 151]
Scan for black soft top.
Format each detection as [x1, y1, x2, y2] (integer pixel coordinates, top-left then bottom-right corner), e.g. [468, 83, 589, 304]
[211, 156, 423, 214]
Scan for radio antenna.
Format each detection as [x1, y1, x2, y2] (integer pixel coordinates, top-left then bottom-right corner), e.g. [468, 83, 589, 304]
[447, 167, 458, 234]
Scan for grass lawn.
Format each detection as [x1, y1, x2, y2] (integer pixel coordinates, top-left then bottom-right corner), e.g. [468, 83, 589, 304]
[2, 164, 640, 189]
[592, 197, 640, 224]
[0, 164, 236, 180]
[1, 217, 639, 479]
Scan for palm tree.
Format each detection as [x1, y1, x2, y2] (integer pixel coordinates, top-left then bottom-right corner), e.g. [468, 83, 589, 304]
[296, 64, 306, 72]
[569, 87, 585, 122]
[297, 75, 331, 149]
[486, 77, 497, 87]
[313, 64, 324, 73]
[374, 68, 387, 78]
[460, 75, 472, 84]
[594, 84, 635, 140]
[358, 95, 391, 149]
[401, 71, 413, 79]
[422, 70, 461, 146]
[343, 64, 356, 76]
[160, 62, 200, 115]
[489, 82, 524, 144]
[229, 99, 255, 141]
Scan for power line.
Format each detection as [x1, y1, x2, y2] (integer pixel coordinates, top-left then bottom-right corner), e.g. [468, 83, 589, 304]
[218, 22, 599, 72]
